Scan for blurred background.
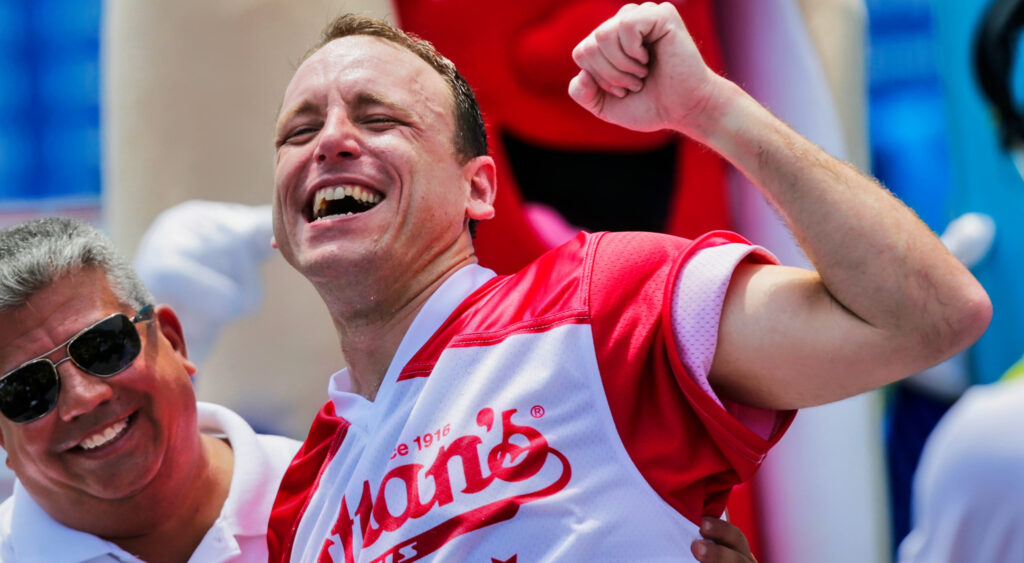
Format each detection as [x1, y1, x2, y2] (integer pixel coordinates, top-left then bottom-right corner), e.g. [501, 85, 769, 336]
[0, 0, 102, 224]
[1, 0, 1021, 561]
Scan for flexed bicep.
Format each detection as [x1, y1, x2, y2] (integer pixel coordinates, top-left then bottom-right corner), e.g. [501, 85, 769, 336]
[709, 263, 924, 410]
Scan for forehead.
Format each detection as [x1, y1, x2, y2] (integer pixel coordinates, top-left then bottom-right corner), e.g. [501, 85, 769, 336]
[280, 35, 453, 119]
[0, 269, 122, 371]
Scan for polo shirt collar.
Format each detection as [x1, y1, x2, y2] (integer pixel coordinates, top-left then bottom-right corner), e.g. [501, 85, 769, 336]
[196, 401, 277, 537]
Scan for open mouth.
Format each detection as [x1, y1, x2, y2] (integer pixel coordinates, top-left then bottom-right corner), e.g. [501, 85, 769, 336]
[308, 185, 384, 222]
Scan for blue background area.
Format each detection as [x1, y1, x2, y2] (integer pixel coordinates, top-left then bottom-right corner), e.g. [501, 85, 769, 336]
[868, 0, 953, 234]
[867, 0, 1024, 384]
[0, 0, 101, 205]
[932, 0, 1024, 385]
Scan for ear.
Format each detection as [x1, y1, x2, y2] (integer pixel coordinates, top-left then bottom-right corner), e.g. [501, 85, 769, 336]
[154, 305, 197, 377]
[463, 155, 497, 221]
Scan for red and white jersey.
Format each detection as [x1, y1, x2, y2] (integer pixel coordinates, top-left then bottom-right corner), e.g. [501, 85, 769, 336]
[269, 231, 794, 562]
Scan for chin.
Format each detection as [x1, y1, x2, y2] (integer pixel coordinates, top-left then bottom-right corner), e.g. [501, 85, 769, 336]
[301, 246, 384, 284]
[88, 455, 165, 501]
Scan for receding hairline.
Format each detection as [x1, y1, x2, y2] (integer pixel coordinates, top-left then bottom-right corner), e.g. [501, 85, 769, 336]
[278, 35, 447, 117]
[278, 12, 488, 169]
[276, 34, 467, 160]
[300, 32, 415, 65]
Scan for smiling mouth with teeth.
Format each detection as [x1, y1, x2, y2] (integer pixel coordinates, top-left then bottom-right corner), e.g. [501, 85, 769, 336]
[76, 414, 132, 451]
[311, 185, 383, 221]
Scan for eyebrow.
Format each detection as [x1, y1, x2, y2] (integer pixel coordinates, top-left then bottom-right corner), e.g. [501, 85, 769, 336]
[277, 91, 412, 128]
[276, 99, 321, 133]
[353, 91, 406, 113]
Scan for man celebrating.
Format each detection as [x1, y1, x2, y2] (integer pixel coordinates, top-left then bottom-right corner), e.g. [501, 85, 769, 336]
[0, 217, 298, 562]
[268, 3, 990, 561]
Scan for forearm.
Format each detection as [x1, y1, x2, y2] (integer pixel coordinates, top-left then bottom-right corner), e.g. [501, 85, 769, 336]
[569, 2, 991, 404]
[691, 77, 990, 364]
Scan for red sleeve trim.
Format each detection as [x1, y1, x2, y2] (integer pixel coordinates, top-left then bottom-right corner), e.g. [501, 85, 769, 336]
[588, 231, 795, 524]
[662, 231, 794, 462]
[268, 401, 350, 562]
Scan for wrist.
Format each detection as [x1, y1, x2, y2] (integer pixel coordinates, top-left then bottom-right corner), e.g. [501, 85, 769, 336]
[674, 76, 741, 139]
[675, 77, 772, 166]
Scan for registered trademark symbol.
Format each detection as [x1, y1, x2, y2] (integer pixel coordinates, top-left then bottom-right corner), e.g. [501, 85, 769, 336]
[530, 405, 545, 418]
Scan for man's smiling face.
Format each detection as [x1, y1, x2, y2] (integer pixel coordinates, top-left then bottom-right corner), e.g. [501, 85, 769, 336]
[272, 35, 490, 289]
[0, 268, 200, 525]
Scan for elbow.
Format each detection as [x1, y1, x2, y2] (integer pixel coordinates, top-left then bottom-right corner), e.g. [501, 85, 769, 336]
[956, 282, 993, 349]
[894, 279, 991, 380]
[934, 280, 992, 360]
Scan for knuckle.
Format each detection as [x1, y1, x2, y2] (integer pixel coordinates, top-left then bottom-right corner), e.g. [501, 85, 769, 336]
[620, 19, 644, 40]
[571, 42, 589, 63]
[609, 74, 636, 88]
[594, 25, 616, 43]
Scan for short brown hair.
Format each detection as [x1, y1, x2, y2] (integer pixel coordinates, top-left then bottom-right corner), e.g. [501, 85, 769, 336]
[304, 14, 488, 163]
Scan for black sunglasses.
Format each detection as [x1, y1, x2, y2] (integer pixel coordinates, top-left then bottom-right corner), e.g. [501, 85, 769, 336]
[0, 305, 155, 423]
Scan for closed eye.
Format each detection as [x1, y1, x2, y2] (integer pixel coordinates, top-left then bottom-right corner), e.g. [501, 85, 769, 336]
[277, 125, 320, 147]
[363, 115, 405, 131]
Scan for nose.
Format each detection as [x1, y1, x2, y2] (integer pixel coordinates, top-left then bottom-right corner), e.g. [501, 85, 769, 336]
[315, 112, 362, 164]
[55, 364, 113, 422]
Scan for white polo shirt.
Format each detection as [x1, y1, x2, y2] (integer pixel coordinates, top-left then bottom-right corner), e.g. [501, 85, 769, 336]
[0, 402, 299, 563]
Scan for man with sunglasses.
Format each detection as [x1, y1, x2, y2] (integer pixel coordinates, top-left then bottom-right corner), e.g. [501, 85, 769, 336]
[0, 217, 299, 562]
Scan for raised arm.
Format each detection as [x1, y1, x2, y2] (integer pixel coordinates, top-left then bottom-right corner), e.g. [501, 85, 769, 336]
[569, 2, 991, 409]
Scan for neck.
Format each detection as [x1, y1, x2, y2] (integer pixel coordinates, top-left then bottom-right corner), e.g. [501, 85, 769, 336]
[321, 255, 476, 401]
[106, 434, 234, 563]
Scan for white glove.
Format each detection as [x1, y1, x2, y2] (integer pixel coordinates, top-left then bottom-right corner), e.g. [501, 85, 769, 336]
[940, 212, 996, 269]
[133, 200, 274, 365]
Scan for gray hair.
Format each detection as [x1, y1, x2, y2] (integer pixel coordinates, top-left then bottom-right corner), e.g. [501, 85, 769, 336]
[0, 217, 153, 311]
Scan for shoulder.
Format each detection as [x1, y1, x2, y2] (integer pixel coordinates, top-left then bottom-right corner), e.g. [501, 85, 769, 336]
[197, 401, 301, 463]
[914, 379, 1024, 509]
[513, 230, 696, 279]
[927, 379, 1024, 459]
[254, 433, 303, 463]
[586, 230, 764, 287]
[901, 379, 1024, 561]
[503, 231, 701, 308]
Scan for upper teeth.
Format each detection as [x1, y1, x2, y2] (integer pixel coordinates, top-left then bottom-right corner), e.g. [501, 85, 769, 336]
[79, 418, 129, 450]
[313, 185, 382, 212]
